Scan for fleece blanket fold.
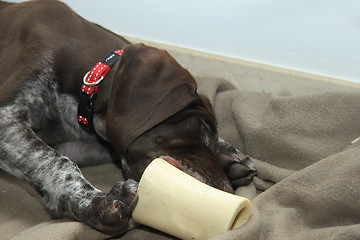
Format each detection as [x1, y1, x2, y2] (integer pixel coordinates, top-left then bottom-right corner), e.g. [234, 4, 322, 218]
[1, 76, 359, 240]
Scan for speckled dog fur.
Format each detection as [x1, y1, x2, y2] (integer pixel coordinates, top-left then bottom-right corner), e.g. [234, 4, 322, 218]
[0, 59, 255, 233]
[0, 60, 138, 233]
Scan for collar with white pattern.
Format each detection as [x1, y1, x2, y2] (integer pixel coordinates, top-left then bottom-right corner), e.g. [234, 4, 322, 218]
[77, 50, 123, 129]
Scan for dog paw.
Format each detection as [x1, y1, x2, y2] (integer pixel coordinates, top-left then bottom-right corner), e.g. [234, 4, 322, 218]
[85, 179, 139, 234]
[218, 148, 257, 189]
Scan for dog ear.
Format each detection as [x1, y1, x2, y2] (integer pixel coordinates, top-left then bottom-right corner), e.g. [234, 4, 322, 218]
[106, 44, 200, 155]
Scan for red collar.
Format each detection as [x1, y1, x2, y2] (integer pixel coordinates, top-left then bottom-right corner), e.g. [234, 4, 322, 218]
[77, 50, 123, 129]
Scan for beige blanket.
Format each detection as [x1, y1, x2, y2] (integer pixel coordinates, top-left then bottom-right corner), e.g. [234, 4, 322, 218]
[1, 76, 360, 240]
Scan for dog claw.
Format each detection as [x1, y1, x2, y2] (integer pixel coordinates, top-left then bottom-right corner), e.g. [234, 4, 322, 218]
[217, 139, 257, 189]
[227, 154, 257, 187]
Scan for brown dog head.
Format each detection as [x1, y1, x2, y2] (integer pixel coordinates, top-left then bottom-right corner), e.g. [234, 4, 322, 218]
[105, 44, 232, 192]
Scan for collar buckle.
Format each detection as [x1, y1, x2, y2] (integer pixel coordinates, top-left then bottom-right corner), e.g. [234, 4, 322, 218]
[83, 71, 105, 86]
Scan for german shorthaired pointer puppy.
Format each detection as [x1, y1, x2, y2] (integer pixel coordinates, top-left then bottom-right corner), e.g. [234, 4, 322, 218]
[0, 0, 256, 234]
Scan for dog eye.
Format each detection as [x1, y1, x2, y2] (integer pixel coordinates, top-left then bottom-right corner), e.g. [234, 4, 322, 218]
[200, 120, 210, 136]
[200, 120, 217, 148]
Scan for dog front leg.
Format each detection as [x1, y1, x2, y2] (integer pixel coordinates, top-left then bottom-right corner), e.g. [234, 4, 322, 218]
[0, 116, 138, 234]
[216, 138, 257, 188]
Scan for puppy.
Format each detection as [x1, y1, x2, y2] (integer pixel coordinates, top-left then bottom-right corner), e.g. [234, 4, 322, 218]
[0, 0, 256, 234]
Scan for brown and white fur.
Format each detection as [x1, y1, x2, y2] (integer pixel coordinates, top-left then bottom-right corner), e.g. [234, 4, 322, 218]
[0, 0, 256, 234]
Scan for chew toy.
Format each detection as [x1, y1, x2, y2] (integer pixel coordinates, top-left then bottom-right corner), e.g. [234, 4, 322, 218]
[132, 158, 252, 240]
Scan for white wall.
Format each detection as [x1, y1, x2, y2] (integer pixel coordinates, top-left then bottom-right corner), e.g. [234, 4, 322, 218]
[8, 0, 360, 83]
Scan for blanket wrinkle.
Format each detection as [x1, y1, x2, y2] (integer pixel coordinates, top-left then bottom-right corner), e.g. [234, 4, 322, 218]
[196, 77, 238, 106]
[2, 77, 360, 240]
[229, 91, 360, 170]
[251, 158, 296, 183]
[212, 144, 360, 240]
[252, 176, 275, 192]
